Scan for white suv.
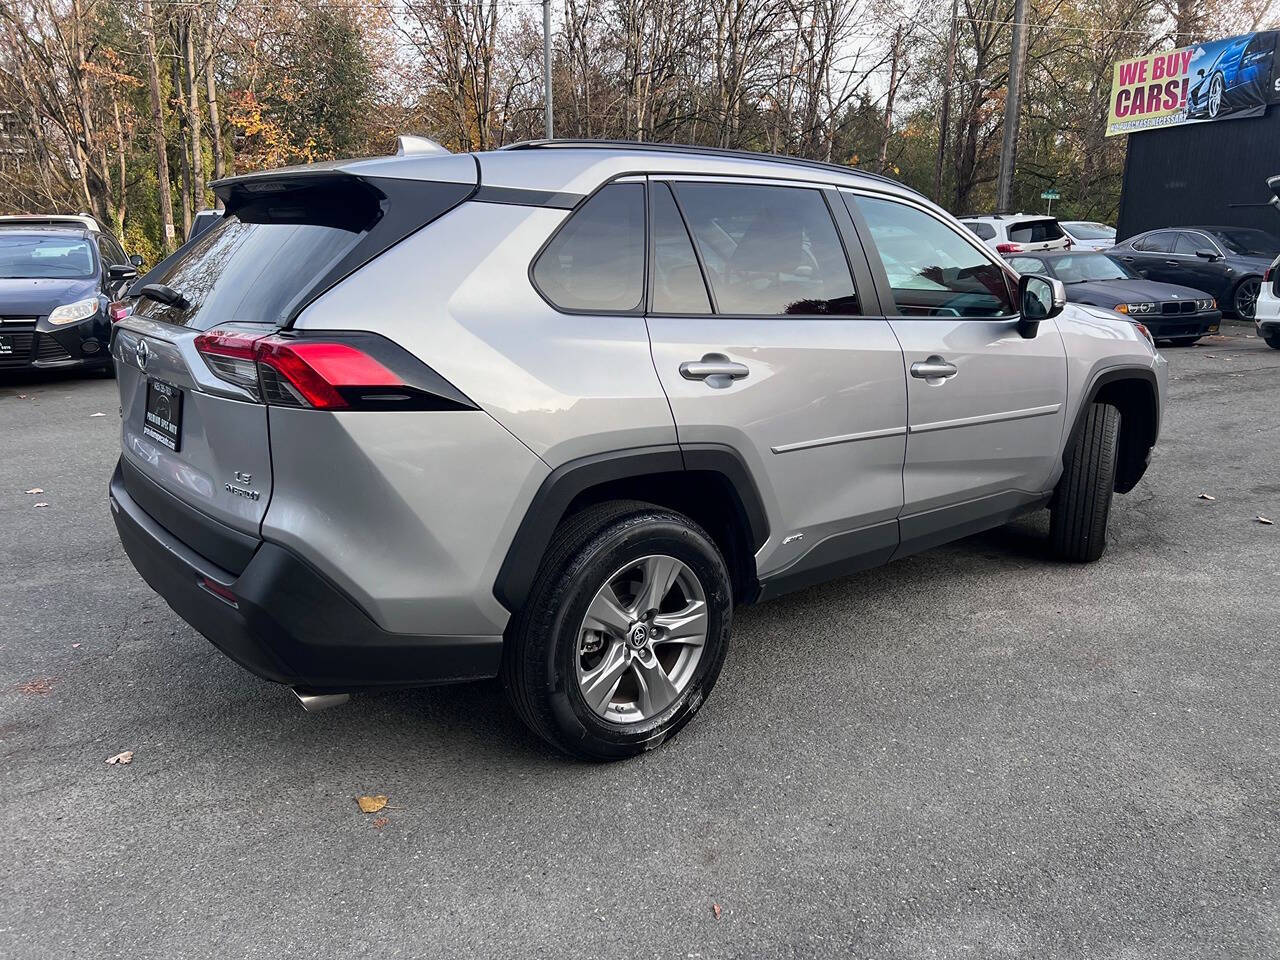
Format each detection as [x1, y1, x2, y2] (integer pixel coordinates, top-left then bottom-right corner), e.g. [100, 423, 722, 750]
[1257, 255, 1280, 348]
[960, 214, 1072, 254]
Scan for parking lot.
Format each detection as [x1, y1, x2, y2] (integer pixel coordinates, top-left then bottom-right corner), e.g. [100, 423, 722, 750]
[1, 324, 1276, 959]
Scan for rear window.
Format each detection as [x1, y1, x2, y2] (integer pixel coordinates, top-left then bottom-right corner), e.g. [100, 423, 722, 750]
[134, 179, 384, 329]
[1064, 221, 1114, 241]
[1007, 219, 1065, 243]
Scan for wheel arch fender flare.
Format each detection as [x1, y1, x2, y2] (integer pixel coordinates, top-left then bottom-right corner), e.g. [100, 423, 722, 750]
[493, 444, 769, 614]
[1062, 366, 1160, 494]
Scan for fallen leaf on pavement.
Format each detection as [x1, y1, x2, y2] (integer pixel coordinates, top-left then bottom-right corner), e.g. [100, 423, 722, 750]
[17, 394, 28, 399]
[105, 751, 134, 765]
[1257, 516, 1274, 525]
[33, 502, 49, 508]
[372, 816, 389, 829]
[356, 795, 388, 814]
[72, 643, 82, 648]
[1197, 493, 1216, 501]
[89, 412, 106, 418]
[712, 903, 722, 920]
[18, 677, 56, 695]
[24, 487, 43, 494]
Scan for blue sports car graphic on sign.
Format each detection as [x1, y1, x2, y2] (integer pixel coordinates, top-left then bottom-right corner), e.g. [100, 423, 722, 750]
[1186, 32, 1275, 119]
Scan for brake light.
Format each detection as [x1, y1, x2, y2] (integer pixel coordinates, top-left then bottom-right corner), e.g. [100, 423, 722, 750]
[1133, 321, 1154, 346]
[1266, 266, 1274, 283]
[194, 330, 404, 410]
[996, 242, 1023, 253]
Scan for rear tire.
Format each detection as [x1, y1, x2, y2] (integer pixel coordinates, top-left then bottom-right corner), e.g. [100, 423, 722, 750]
[1163, 336, 1201, 347]
[501, 500, 732, 761]
[1264, 333, 1280, 350]
[1049, 402, 1120, 563]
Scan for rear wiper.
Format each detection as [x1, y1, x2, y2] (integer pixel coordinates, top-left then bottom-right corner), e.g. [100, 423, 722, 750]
[138, 283, 189, 309]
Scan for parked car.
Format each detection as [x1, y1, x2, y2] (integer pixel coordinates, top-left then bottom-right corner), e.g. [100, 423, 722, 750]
[1005, 250, 1220, 345]
[958, 214, 1071, 253]
[1256, 254, 1280, 348]
[0, 225, 142, 374]
[189, 209, 222, 241]
[1060, 221, 1116, 251]
[108, 140, 1166, 760]
[1109, 226, 1279, 318]
[0, 213, 104, 233]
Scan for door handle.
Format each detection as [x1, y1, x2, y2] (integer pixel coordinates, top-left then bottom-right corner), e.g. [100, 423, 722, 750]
[1120, 256, 1135, 262]
[1164, 259, 1179, 266]
[910, 356, 958, 380]
[679, 353, 749, 386]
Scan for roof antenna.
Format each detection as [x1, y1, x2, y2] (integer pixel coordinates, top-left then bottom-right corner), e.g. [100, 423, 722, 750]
[396, 135, 450, 157]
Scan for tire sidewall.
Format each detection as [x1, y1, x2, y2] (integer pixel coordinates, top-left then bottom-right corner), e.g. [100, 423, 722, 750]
[542, 516, 732, 759]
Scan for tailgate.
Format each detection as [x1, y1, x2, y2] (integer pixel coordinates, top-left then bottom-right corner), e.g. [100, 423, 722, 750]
[113, 317, 275, 543]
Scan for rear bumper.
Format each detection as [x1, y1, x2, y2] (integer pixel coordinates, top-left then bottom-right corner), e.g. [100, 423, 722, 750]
[109, 460, 502, 692]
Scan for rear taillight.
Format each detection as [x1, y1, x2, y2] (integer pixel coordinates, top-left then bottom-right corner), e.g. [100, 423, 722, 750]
[996, 242, 1023, 253]
[193, 330, 466, 412]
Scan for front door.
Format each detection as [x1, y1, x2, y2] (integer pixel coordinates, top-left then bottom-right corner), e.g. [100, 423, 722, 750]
[844, 191, 1068, 553]
[643, 177, 907, 586]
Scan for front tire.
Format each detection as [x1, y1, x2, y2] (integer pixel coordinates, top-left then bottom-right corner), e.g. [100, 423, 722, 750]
[502, 500, 732, 761]
[1264, 332, 1280, 349]
[1050, 402, 1120, 563]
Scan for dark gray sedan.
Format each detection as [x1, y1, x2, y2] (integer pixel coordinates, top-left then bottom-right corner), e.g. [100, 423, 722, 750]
[1005, 250, 1221, 345]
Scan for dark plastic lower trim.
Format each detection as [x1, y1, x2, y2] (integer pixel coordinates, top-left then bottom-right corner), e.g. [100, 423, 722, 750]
[111, 465, 501, 691]
[755, 519, 898, 602]
[894, 490, 1050, 560]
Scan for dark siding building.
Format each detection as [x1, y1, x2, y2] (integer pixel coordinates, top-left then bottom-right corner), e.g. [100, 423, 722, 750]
[1117, 107, 1280, 240]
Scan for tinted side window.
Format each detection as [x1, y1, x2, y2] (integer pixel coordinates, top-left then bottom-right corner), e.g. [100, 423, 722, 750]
[533, 183, 645, 313]
[98, 237, 126, 266]
[962, 221, 996, 240]
[673, 182, 858, 315]
[853, 195, 1015, 317]
[651, 183, 711, 314]
[1136, 232, 1175, 253]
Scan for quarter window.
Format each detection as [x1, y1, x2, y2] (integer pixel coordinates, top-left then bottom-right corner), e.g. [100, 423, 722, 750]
[852, 195, 1015, 317]
[533, 182, 645, 313]
[672, 182, 859, 315]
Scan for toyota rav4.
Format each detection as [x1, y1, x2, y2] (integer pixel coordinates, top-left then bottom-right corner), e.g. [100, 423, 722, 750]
[108, 138, 1167, 760]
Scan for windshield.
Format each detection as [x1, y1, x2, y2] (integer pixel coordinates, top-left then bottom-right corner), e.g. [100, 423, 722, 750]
[1207, 228, 1280, 257]
[1065, 222, 1115, 240]
[1049, 253, 1133, 283]
[0, 234, 95, 279]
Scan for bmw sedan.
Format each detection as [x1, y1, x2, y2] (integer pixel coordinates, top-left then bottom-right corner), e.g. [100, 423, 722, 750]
[0, 227, 140, 375]
[1108, 226, 1277, 319]
[1006, 250, 1220, 345]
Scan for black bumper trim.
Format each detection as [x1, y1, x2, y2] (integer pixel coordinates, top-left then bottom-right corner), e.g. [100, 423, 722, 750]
[110, 464, 502, 691]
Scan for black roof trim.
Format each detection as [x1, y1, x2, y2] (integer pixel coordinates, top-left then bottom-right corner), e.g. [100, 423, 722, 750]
[500, 139, 918, 195]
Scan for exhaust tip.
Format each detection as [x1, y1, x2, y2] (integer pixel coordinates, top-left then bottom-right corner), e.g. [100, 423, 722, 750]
[291, 689, 350, 713]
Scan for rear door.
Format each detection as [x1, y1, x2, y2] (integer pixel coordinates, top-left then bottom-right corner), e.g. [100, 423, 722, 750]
[845, 191, 1067, 553]
[1117, 230, 1177, 281]
[113, 169, 475, 546]
[644, 176, 907, 583]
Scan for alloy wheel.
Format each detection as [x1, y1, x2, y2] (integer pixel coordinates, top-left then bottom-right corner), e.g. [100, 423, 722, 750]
[1235, 278, 1260, 319]
[1208, 74, 1223, 118]
[574, 554, 708, 724]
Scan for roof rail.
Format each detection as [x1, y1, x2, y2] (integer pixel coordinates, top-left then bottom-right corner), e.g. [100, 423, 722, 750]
[500, 139, 917, 193]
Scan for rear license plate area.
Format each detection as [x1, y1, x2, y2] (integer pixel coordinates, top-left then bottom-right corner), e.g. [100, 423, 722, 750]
[143, 378, 183, 452]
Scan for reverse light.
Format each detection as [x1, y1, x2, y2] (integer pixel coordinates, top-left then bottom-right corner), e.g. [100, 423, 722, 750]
[995, 242, 1024, 253]
[47, 297, 99, 325]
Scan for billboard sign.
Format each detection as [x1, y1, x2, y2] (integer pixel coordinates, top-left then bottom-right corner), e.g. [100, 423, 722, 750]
[1106, 31, 1279, 136]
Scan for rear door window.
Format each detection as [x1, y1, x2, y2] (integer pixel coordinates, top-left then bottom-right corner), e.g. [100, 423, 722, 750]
[1007, 219, 1065, 244]
[672, 182, 859, 315]
[533, 182, 646, 313]
[1135, 231, 1175, 253]
[962, 221, 997, 240]
[851, 195, 1015, 317]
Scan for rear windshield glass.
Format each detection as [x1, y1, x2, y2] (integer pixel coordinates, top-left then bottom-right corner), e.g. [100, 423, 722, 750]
[1208, 228, 1280, 258]
[1064, 221, 1115, 240]
[0, 234, 96, 279]
[133, 179, 383, 329]
[1007, 219, 1065, 243]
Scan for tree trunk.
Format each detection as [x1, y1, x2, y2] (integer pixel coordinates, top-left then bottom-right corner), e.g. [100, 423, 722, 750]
[141, 0, 176, 254]
[878, 26, 903, 172]
[172, 54, 193, 238]
[184, 17, 205, 211]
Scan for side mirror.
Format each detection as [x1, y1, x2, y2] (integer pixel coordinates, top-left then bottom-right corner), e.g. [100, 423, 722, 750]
[1017, 273, 1065, 338]
[107, 263, 138, 284]
[1195, 248, 1220, 261]
[129, 254, 144, 268]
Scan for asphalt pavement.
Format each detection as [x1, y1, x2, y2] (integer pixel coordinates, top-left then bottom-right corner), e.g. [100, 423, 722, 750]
[2, 325, 1277, 959]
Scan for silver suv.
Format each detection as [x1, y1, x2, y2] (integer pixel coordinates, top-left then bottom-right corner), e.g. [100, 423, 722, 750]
[109, 140, 1167, 760]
